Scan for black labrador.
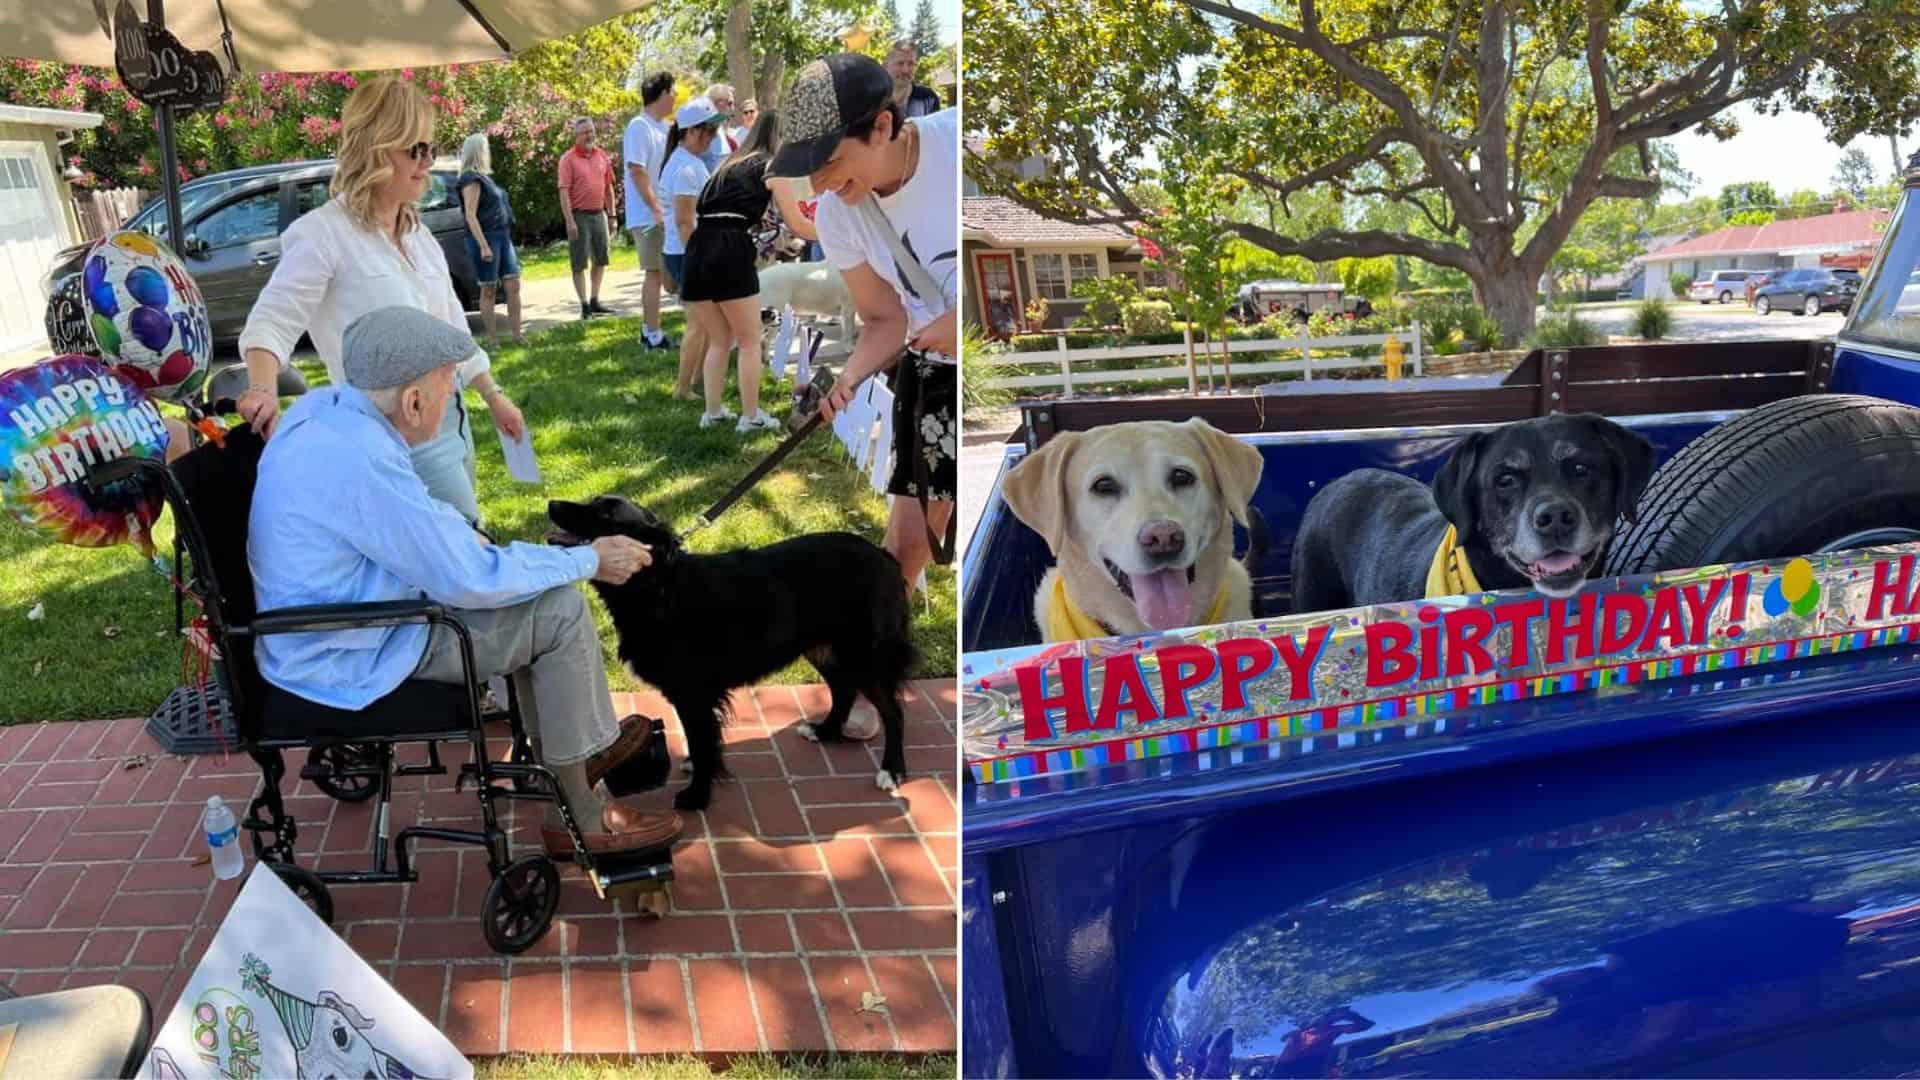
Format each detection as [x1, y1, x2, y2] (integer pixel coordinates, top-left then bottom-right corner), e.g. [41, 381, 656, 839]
[546, 495, 914, 810]
[1291, 413, 1656, 611]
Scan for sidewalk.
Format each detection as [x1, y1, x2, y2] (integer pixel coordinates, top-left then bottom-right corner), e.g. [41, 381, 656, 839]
[0, 680, 957, 1057]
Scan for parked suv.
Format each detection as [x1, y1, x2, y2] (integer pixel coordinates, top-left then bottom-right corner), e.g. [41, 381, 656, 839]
[42, 159, 480, 353]
[1686, 269, 1753, 304]
[1752, 267, 1862, 316]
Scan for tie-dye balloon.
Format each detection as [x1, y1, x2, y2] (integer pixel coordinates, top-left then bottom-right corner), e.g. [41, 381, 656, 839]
[0, 355, 169, 553]
[81, 230, 211, 404]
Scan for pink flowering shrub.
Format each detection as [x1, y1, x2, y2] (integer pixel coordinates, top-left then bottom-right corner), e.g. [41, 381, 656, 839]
[0, 55, 628, 238]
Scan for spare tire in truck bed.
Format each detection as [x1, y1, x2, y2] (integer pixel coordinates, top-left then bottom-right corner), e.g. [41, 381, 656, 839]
[1605, 394, 1920, 575]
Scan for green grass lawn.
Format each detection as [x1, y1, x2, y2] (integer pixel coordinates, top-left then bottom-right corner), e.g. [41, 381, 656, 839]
[475, 1053, 955, 1078]
[514, 235, 635, 284]
[0, 312, 954, 724]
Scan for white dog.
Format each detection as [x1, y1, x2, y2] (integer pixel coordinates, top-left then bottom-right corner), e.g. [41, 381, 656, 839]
[759, 261, 856, 341]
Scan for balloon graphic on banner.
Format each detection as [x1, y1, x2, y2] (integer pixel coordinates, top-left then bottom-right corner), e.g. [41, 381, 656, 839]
[81, 230, 210, 403]
[0, 355, 169, 552]
[44, 272, 97, 357]
[1763, 556, 1821, 617]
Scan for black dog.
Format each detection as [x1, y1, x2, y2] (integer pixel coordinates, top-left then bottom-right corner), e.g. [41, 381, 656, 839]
[547, 495, 914, 810]
[1291, 414, 1656, 611]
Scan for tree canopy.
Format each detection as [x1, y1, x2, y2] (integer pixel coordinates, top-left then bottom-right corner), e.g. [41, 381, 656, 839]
[966, 0, 1920, 337]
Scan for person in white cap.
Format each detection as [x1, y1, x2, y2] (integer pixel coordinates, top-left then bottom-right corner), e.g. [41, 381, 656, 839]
[249, 305, 682, 856]
[658, 97, 726, 413]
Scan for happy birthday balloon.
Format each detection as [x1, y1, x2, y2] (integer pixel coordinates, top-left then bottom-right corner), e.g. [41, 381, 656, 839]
[0, 355, 169, 552]
[81, 230, 211, 403]
[44, 272, 97, 357]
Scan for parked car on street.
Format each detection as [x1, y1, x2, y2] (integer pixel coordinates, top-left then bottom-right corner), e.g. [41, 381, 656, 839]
[42, 159, 480, 356]
[1686, 268, 1753, 304]
[1752, 267, 1862, 316]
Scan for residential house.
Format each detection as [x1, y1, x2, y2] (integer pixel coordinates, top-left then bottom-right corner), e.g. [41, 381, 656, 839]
[0, 103, 102, 352]
[1638, 209, 1890, 299]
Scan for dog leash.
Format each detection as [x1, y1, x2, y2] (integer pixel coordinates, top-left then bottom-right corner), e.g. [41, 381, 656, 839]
[682, 365, 840, 540]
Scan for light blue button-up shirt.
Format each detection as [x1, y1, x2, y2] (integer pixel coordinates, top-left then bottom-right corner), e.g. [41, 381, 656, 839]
[248, 385, 599, 709]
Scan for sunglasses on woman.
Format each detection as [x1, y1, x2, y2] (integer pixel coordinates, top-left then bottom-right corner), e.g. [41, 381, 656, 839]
[405, 141, 433, 163]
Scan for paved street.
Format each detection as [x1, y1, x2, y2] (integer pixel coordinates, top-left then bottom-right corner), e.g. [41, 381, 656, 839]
[1571, 300, 1851, 342]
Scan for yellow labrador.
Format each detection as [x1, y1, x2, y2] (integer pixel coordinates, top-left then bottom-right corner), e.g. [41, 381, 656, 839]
[1002, 418, 1265, 641]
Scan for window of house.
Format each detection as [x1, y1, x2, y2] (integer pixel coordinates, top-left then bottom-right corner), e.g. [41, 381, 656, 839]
[1142, 268, 1170, 288]
[1069, 253, 1099, 282]
[1031, 253, 1068, 299]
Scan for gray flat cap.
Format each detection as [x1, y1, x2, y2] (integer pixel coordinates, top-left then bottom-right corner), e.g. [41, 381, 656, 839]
[341, 306, 475, 390]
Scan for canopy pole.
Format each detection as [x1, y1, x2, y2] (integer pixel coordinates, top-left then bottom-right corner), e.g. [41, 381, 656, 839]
[146, 0, 184, 245]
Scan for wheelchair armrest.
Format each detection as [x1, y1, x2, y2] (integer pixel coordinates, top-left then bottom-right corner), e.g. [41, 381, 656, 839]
[249, 599, 450, 636]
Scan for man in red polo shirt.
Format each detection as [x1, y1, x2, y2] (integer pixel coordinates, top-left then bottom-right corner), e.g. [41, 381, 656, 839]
[559, 117, 618, 319]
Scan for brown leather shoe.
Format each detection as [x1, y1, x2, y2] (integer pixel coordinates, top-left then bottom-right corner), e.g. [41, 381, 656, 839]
[542, 796, 683, 859]
[584, 714, 656, 789]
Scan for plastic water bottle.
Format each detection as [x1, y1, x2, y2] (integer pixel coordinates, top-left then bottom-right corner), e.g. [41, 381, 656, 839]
[203, 795, 244, 880]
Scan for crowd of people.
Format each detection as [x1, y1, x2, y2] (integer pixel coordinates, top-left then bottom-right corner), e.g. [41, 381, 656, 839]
[207, 38, 957, 850]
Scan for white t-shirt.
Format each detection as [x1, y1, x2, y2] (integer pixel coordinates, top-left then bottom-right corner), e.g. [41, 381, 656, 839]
[816, 107, 959, 362]
[660, 147, 710, 257]
[622, 112, 668, 230]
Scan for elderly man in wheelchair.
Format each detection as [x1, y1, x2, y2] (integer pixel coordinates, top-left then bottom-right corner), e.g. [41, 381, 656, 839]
[249, 305, 682, 856]
[104, 305, 685, 952]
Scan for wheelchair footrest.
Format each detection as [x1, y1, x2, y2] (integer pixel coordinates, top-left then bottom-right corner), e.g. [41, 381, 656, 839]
[587, 847, 674, 901]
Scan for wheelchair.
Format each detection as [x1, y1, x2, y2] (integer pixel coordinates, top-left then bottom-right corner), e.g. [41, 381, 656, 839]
[88, 427, 677, 954]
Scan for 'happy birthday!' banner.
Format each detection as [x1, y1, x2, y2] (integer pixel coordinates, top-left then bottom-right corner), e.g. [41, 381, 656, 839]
[962, 545, 1920, 788]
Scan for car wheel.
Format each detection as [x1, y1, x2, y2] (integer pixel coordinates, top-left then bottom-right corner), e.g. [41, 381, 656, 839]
[1804, 294, 1821, 317]
[1756, 295, 1771, 315]
[1719, 291, 1732, 304]
[1606, 395, 1920, 576]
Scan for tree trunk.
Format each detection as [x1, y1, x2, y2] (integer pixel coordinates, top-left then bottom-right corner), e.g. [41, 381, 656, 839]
[756, 0, 789, 107]
[1479, 271, 1539, 344]
[725, 0, 754, 106]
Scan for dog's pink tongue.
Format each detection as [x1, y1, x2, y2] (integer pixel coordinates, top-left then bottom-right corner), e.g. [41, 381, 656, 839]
[1133, 568, 1195, 630]
[1532, 551, 1582, 575]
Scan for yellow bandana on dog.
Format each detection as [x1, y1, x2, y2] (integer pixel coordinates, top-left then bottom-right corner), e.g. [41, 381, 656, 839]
[1424, 524, 1484, 598]
[1045, 574, 1231, 641]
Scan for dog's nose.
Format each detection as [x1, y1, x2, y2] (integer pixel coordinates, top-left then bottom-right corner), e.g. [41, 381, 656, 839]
[1138, 521, 1186, 558]
[1531, 500, 1579, 536]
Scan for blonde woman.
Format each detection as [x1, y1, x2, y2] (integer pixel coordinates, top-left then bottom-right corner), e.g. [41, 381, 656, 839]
[237, 77, 523, 526]
[457, 132, 523, 344]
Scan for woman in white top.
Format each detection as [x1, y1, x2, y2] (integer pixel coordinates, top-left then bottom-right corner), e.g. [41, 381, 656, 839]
[657, 98, 723, 402]
[236, 77, 524, 526]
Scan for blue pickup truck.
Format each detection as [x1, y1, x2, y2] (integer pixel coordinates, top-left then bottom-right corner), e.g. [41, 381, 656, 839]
[960, 170, 1920, 1078]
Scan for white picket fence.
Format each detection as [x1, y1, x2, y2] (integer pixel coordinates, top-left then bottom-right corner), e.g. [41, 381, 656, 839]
[983, 322, 1424, 397]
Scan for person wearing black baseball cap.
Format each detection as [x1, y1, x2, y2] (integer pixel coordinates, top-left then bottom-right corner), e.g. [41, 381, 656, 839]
[769, 51, 958, 741]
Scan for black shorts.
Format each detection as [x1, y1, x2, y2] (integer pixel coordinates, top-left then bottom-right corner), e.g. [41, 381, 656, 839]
[679, 226, 759, 303]
[886, 353, 956, 502]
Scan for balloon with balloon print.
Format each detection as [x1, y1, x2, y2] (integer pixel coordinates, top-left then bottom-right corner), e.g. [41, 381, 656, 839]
[81, 230, 211, 403]
[0, 356, 169, 554]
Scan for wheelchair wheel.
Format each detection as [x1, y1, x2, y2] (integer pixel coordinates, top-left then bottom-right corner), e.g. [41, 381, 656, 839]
[482, 855, 560, 954]
[311, 743, 381, 803]
[270, 862, 334, 925]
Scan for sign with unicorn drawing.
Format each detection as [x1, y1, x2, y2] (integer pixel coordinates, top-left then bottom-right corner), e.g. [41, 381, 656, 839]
[141, 865, 470, 1080]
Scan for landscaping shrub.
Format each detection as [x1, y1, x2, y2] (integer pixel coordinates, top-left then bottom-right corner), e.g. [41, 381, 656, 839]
[1669, 270, 1695, 298]
[1527, 310, 1605, 349]
[1123, 300, 1175, 336]
[1632, 298, 1674, 340]
[1071, 276, 1140, 328]
[1460, 308, 1505, 352]
[961, 322, 1016, 413]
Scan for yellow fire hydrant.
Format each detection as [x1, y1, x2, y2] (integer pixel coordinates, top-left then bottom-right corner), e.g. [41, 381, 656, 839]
[1383, 334, 1405, 381]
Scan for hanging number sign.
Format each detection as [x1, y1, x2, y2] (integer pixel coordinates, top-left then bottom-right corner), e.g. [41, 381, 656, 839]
[111, 0, 231, 111]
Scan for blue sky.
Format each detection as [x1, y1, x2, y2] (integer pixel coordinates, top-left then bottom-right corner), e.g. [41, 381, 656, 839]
[1661, 103, 1902, 203]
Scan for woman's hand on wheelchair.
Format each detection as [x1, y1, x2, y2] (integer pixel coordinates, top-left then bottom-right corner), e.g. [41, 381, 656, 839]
[590, 536, 652, 584]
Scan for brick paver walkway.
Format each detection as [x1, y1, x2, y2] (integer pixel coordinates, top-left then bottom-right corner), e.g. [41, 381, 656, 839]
[0, 680, 957, 1056]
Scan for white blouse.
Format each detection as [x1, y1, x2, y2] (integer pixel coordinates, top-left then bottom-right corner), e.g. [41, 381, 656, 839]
[238, 197, 489, 387]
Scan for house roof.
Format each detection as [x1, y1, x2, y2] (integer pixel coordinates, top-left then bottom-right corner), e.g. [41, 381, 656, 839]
[963, 196, 1140, 249]
[0, 103, 102, 130]
[1645, 209, 1889, 261]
